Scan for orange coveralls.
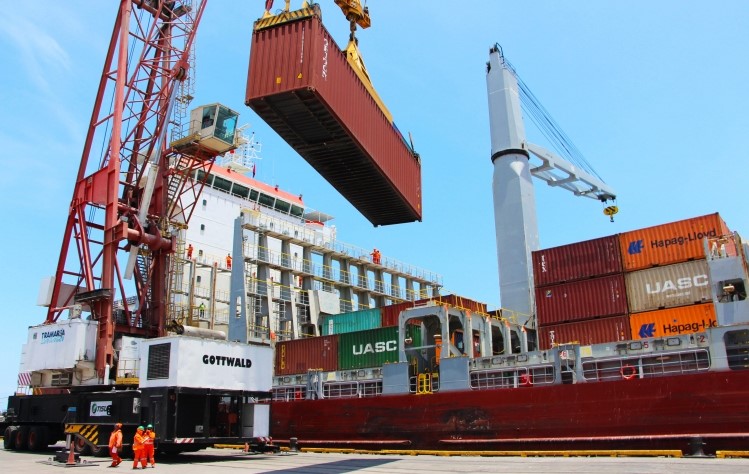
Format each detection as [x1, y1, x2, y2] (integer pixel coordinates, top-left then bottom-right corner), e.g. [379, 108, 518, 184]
[132, 428, 147, 468]
[143, 428, 156, 467]
[108, 426, 123, 467]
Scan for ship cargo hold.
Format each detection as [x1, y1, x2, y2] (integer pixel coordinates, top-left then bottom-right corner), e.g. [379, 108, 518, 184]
[532, 235, 623, 287]
[619, 213, 730, 271]
[535, 274, 628, 325]
[245, 12, 422, 226]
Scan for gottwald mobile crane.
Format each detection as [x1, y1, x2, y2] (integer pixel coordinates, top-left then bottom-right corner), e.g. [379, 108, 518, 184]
[1, 0, 279, 458]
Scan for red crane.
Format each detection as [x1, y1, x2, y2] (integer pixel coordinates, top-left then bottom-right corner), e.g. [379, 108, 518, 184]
[45, 1, 226, 381]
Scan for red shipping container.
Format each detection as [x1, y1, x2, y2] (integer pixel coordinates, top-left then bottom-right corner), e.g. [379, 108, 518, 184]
[535, 274, 628, 325]
[274, 335, 339, 376]
[246, 13, 422, 226]
[619, 213, 730, 271]
[537, 315, 631, 350]
[532, 235, 623, 287]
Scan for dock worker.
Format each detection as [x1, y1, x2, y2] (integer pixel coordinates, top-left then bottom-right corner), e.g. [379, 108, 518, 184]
[143, 424, 156, 468]
[133, 426, 146, 469]
[187, 243, 193, 259]
[108, 422, 123, 467]
[199, 302, 206, 319]
[226, 253, 232, 270]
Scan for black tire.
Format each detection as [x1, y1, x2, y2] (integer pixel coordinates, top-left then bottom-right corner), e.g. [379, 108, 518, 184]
[14, 426, 29, 451]
[3, 426, 17, 450]
[27, 426, 49, 452]
[72, 437, 91, 456]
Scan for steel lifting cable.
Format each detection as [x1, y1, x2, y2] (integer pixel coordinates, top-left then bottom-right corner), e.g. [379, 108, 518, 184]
[506, 59, 605, 183]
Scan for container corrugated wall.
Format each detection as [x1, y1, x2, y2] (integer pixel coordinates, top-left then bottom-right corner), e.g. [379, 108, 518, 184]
[535, 274, 628, 325]
[246, 15, 422, 226]
[380, 301, 418, 327]
[321, 308, 382, 335]
[629, 303, 717, 339]
[274, 335, 339, 376]
[537, 315, 631, 350]
[338, 325, 421, 370]
[618, 213, 729, 271]
[532, 235, 623, 287]
[625, 260, 712, 313]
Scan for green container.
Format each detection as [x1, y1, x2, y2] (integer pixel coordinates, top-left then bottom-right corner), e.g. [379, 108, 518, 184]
[338, 325, 422, 370]
[321, 308, 382, 336]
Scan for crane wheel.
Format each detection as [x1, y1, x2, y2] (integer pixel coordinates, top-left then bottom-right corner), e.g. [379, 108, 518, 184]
[3, 426, 17, 450]
[14, 426, 30, 450]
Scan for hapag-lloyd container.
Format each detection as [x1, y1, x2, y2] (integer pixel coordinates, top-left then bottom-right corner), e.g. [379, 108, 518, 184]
[532, 235, 623, 287]
[535, 274, 628, 325]
[626, 260, 712, 313]
[619, 213, 730, 271]
[274, 335, 338, 376]
[629, 303, 717, 340]
[537, 315, 631, 350]
[246, 13, 422, 226]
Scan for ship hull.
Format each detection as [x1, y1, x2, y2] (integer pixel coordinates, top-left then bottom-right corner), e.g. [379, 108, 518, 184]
[270, 369, 749, 453]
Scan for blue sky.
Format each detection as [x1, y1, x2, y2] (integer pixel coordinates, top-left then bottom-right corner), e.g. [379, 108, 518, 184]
[0, 1, 746, 402]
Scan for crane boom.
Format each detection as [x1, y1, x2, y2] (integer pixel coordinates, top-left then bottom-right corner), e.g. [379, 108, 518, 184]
[44, 0, 228, 381]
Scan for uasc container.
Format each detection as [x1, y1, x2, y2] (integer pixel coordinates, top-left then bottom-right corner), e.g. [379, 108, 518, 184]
[246, 13, 422, 226]
[537, 315, 631, 350]
[321, 308, 382, 336]
[533, 235, 623, 287]
[275, 335, 339, 376]
[338, 325, 422, 370]
[629, 303, 717, 340]
[626, 260, 712, 313]
[619, 213, 729, 271]
[535, 274, 628, 325]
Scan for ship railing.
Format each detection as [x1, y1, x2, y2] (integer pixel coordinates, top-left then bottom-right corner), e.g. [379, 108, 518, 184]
[581, 348, 710, 382]
[469, 365, 556, 390]
[706, 233, 741, 261]
[272, 386, 306, 401]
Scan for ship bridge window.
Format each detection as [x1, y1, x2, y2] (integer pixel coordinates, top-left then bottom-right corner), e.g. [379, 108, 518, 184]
[724, 329, 749, 370]
[232, 183, 249, 199]
[274, 199, 290, 214]
[249, 189, 259, 202]
[291, 204, 304, 218]
[258, 193, 275, 208]
[213, 176, 232, 193]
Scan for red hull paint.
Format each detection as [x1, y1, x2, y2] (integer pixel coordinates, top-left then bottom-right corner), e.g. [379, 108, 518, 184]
[270, 369, 749, 453]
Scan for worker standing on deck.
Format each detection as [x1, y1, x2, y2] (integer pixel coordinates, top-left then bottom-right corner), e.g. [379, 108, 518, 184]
[108, 422, 123, 467]
[187, 243, 193, 259]
[143, 424, 156, 468]
[132, 426, 146, 469]
[199, 302, 206, 319]
[226, 253, 232, 269]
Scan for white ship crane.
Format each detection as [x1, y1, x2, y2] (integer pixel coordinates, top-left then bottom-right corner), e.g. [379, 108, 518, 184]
[487, 44, 617, 327]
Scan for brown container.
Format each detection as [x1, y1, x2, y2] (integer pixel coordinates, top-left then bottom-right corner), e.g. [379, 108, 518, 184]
[618, 213, 729, 271]
[532, 235, 623, 287]
[537, 315, 631, 350]
[535, 274, 628, 325]
[625, 260, 712, 313]
[380, 294, 487, 326]
[274, 335, 338, 376]
[629, 303, 717, 339]
[246, 14, 422, 226]
[381, 301, 419, 327]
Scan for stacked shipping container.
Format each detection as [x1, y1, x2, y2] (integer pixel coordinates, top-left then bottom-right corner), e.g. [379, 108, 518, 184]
[533, 213, 729, 349]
